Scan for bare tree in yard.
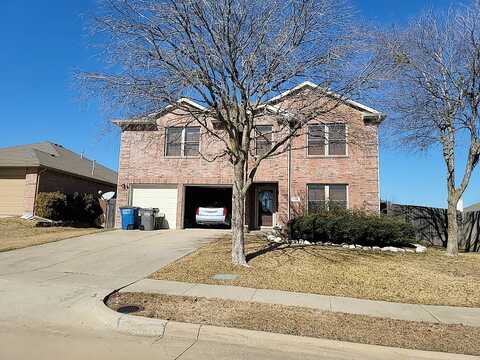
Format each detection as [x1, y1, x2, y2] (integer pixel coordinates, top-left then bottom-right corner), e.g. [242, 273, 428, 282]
[376, 3, 480, 256]
[81, 0, 378, 265]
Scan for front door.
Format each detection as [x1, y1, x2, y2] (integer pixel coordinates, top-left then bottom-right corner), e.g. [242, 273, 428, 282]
[254, 184, 277, 228]
[258, 189, 274, 226]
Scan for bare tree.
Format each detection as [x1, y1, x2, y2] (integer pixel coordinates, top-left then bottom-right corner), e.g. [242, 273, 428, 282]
[375, 3, 480, 256]
[81, 0, 379, 266]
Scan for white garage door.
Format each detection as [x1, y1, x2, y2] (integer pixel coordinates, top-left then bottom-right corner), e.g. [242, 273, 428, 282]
[0, 169, 26, 216]
[131, 185, 178, 229]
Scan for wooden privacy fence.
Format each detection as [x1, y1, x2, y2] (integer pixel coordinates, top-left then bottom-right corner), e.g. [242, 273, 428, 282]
[99, 198, 116, 229]
[381, 202, 480, 252]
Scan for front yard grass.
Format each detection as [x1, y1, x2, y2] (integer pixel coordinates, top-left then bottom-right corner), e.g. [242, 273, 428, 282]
[0, 217, 104, 252]
[107, 292, 480, 356]
[151, 234, 480, 307]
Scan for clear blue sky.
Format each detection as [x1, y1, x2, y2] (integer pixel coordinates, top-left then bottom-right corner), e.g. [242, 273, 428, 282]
[0, 0, 478, 208]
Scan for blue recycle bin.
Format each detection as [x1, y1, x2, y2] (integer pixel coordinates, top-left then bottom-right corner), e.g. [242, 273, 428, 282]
[120, 207, 139, 230]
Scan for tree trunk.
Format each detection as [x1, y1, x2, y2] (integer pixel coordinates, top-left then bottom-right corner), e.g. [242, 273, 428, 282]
[446, 192, 459, 256]
[231, 159, 248, 266]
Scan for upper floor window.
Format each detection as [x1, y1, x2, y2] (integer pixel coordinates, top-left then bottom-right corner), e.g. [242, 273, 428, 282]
[307, 123, 346, 156]
[255, 125, 273, 156]
[307, 184, 347, 212]
[165, 127, 200, 157]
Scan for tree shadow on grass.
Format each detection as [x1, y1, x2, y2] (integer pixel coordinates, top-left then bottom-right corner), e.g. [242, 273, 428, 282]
[246, 241, 283, 262]
[245, 238, 393, 266]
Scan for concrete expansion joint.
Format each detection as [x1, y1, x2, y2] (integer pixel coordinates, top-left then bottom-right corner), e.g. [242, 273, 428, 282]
[181, 282, 197, 295]
[249, 288, 257, 301]
[151, 322, 168, 345]
[174, 324, 202, 360]
[420, 305, 442, 323]
[196, 324, 202, 341]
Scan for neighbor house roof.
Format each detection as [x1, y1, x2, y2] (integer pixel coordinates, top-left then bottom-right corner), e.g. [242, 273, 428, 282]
[0, 142, 118, 185]
[465, 202, 480, 212]
[113, 81, 385, 126]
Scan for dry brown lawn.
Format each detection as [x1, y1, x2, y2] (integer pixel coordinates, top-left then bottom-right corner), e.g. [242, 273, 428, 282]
[151, 234, 480, 307]
[0, 217, 104, 252]
[108, 292, 480, 356]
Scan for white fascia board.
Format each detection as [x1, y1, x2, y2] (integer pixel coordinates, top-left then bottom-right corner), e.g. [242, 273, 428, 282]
[267, 81, 383, 116]
[112, 98, 207, 126]
[177, 98, 207, 111]
[266, 81, 318, 104]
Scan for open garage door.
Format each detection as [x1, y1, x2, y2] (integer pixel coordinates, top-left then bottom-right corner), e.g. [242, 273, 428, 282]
[184, 186, 232, 228]
[131, 185, 178, 229]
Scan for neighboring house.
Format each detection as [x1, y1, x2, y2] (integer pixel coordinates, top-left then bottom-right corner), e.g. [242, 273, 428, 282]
[114, 82, 384, 229]
[465, 202, 480, 212]
[0, 142, 118, 216]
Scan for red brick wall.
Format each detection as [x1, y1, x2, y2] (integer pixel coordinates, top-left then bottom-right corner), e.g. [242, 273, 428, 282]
[38, 169, 116, 196]
[116, 99, 380, 228]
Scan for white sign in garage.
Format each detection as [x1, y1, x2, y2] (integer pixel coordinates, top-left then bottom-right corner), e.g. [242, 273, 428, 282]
[131, 184, 178, 229]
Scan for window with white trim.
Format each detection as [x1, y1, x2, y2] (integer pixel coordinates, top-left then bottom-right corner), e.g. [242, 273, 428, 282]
[307, 184, 347, 212]
[307, 123, 346, 156]
[165, 127, 200, 157]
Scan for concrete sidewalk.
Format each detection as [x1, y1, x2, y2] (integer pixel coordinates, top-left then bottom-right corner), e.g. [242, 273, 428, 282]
[122, 279, 480, 327]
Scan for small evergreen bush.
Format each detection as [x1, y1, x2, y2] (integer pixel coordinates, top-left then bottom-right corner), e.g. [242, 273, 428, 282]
[35, 191, 103, 226]
[288, 208, 415, 247]
[34, 192, 67, 221]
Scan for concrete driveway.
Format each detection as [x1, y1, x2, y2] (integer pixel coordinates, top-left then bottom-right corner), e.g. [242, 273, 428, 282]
[0, 229, 224, 329]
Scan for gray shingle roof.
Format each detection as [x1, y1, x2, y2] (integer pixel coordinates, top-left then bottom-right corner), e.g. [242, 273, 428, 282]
[0, 142, 117, 185]
[465, 202, 480, 212]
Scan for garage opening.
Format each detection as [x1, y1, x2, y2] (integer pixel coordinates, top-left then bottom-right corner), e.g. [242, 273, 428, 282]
[183, 186, 232, 228]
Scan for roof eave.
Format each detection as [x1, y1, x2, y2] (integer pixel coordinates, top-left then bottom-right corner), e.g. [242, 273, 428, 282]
[362, 113, 386, 125]
[112, 119, 156, 127]
[112, 98, 207, 127]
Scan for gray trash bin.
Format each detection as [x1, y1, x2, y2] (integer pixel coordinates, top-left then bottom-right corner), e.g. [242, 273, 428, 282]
[139, 208, 159, 231]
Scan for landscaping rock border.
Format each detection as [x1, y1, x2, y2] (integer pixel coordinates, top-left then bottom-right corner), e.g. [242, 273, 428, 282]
[264, 230, 427, 254]
[289, 239, 426, 253]
[265, 234, 427, 254]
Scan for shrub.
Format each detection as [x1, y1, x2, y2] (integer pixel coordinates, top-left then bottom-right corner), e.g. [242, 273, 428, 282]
[288, 208, 416, 247]
[35, 191, 103, 226]
[66, 193, 103, 225]
[35, 192, 67, 221]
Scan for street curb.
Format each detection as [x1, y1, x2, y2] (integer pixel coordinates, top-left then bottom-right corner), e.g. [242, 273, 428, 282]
[93, 291, 168, 337]
[94, 293, 477, 359]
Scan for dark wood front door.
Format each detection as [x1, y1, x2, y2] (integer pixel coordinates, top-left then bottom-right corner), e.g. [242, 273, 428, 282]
[257, 187, 275, 227]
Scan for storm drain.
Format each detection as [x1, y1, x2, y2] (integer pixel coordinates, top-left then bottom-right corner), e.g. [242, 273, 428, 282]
[117, 305, 143, 314]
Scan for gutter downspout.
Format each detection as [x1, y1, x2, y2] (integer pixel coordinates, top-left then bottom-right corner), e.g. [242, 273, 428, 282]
[287, 127, 292, 222]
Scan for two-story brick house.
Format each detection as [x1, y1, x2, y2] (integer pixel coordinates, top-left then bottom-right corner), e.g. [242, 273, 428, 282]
[114, 82, 384, 229]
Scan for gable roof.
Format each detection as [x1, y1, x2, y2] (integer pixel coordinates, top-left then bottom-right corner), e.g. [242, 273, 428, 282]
[113, 81, 385, 126]
[266, 81, 384, 118]
[112, 98, 207, 127]
[0, 142, 118, 185]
